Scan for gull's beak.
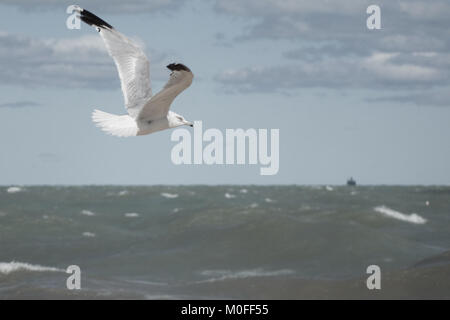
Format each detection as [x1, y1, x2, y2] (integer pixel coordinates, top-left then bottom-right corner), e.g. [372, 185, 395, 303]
[185, 121, 194, 127]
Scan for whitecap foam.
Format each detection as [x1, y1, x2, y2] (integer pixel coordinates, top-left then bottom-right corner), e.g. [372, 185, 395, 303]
[82, 232, 96, 237]
[264, 198, 275, 203]
[325, 186, 334, 191]
[124, 212, 139, 218]
[240, 189, 248, 194]
[0, 261, 64, 275]
[6, 186, 22, 194]
[249, 203, 259, 208]
[118, 190, 129, 196]
[374, 206, 427, 224]
[161, 192, 178, 199]
[224, 193, 236, 199]
[198, 268, 295, 283]
[81, 209, 96, 216]
[126, 279, 168, 286]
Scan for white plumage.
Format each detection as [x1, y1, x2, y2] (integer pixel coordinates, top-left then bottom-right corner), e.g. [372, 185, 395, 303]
[74, 6, 194, 137]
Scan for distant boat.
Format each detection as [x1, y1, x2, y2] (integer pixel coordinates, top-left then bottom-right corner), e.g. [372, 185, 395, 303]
[347, 177, 356, 186]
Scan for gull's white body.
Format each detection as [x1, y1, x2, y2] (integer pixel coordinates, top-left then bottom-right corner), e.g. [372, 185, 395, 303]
[75, 6, 194, 137]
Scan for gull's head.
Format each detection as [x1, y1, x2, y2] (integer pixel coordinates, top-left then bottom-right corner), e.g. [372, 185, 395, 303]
[166, 63, 193, 82]
[169, 112, 193, 128]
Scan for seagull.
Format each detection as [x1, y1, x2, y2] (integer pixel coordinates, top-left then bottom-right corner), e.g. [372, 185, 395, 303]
[74, 6, 194, 137]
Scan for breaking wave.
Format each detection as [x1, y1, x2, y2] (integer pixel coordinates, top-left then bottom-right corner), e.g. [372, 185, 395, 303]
[81, 209, 96, 216]
[374, 206, 427, 224]
[82, 232, 96, 237]
[124, 212, 140, 218]
[6, 186, 23, 194]
[0, 261, 64, 275]
[198, 268, 295, 283]
[161, 193, 178, 199]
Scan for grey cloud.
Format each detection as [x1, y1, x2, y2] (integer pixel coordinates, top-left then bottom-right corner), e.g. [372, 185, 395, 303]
[214, 0, 450, 105]
[0, 0, 186, 14]
[366, 88, 450, 107]
[0, 32, 116, 89]
[214, 0, 450, 39]
[214, 0, 450, 55]
[0, 31, 168, 89]
[216, 52, 448, 93]
[0, 101, 41, 108]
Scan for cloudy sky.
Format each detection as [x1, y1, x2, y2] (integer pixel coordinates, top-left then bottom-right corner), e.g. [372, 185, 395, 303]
[0, 0, 449, 185]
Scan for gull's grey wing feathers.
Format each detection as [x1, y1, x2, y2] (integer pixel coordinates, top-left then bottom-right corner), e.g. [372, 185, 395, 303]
[76, 7, 152, 118]
[137, 63, 193, 121]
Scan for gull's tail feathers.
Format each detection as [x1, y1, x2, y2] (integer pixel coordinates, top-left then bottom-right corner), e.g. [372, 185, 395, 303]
[92, 109, 138, 137]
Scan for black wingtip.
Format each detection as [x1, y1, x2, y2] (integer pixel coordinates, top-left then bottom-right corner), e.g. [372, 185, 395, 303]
[167, 63, 191, 72]
[78, 8, 113, 30]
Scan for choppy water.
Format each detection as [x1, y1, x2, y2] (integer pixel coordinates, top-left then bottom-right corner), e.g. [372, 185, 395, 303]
[0, 185, 449, 299]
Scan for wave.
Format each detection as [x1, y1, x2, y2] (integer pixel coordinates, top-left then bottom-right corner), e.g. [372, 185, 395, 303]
[124, 212, 139, 218]
[81, 209, 96, 216]
[414, 250, 450, 268]
[0, 261, 64, 275]
[198, 268, 295, 283]
[125, 279, 168, 286]
[161, 193, 178, 199]
[374, 206, 427, 224]
[82, 232, 96, 237]
[224, 193, 236, 199]
[6, 186, 23, 194]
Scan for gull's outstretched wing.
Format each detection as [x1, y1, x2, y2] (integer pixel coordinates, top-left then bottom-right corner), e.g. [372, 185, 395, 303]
[76, 7, 152, 118]
[137, 63, 193, 121]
